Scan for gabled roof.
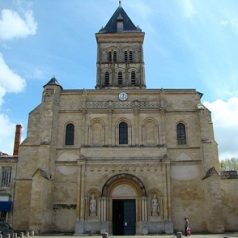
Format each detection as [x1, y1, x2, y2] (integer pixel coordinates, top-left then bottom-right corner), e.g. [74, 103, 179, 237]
[43, 77, 63, 90]
[202, 167, 219, 180]
[99, 5, 142, 33]
[32, 168, 52, 180]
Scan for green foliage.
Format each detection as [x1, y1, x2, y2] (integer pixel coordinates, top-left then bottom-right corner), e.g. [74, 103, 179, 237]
[220, 158, 238, 171]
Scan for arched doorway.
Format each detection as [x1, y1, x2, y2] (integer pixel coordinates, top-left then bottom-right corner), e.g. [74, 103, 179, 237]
[102, 173, 147, 235]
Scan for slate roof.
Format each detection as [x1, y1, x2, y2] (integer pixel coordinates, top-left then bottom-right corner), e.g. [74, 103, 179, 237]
[99, 5, 142, 33]
[44, 77, 63, 90]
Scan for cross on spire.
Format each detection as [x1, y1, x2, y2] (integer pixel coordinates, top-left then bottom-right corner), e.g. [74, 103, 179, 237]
[119, 0, 122, 7]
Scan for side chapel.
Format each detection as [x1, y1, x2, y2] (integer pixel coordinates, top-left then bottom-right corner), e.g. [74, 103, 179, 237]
[13, 2, 238, 235]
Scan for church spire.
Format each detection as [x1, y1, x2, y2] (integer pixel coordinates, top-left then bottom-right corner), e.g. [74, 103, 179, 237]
[99, 2, 141, 33]
[95, 3, 146, 89]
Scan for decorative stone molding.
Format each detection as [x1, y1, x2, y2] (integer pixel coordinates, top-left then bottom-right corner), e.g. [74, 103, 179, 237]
[60, 101, 161, 111]
[53, 204, 76, 210]
[101, 173, 146, 197]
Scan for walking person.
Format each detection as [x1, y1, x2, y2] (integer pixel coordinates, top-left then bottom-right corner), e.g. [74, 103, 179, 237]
[184, 217, 191, 236]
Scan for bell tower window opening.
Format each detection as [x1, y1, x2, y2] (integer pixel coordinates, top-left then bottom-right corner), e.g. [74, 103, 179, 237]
[108, 52, 112, 62]
[129, 51, 133, 62]
[105, 72, 110, 86]
[131, 71, 136, 85]
[113, 51, 117, 62]
[118, 72, 123, 85]
[124, 51, 128, 62]
[119, 122, 128, 144]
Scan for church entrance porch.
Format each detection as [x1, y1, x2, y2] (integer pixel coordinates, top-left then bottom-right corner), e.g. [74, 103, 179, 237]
[75, 173, 173, 235]
[112, 199, 136, 235]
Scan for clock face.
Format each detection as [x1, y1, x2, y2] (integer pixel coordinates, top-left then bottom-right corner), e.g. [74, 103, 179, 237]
[118, 92, 128, 101]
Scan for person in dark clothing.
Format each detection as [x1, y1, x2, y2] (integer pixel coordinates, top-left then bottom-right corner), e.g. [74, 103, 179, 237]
[184, 217, 190, 236]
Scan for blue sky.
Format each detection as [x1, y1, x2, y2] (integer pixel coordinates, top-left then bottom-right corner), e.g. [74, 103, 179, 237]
[0, 0, 238, 160]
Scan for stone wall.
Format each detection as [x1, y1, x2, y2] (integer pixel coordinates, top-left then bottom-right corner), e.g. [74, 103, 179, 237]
[221, 172, 238, 231]
[13, 86, 237, 234]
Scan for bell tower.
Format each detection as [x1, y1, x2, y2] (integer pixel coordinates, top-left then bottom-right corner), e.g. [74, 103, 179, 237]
[95, 2, 146, 89]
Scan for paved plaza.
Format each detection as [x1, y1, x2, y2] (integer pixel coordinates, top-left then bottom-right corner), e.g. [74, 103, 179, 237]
[32, 234, 238, 238]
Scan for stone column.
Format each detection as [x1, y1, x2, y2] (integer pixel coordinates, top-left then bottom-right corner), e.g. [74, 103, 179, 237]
[141, 196, 148, 221]
[106, 109, 113, 145]
[198, 108, 220, 172]
[165, 162, 172, 220]
[100, 197, 109, 233]
[139, 197, 148, 235]
[80, 162, 86, 220]
[164, 161, 173, 234]
[133, 107, 139, 145]
[81, 109, 86, 146]
[159, 107, 166, 145]
[100, 197, 107, 222]
[75, 159, 86, 234]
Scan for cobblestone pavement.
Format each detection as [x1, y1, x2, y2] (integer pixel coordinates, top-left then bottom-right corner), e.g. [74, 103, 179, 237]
[32, 234, 238, 238]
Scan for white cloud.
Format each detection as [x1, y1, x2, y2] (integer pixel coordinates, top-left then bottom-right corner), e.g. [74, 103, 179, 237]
[180, 0, 197, 18]
[0, 53, 26, 106]
[0, 9, 37, 41]
[204, 97, 238, 128]
[221, 17, 238, 28]
[0, 54, 25, 154]
[204, 97, 238, 160]
[0, 113, 15, 155]
[0, 6, 35, 155]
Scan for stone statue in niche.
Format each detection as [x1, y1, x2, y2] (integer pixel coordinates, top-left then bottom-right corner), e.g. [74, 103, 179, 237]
[89, 193, 96, 216]
[151, 194, 159, 216]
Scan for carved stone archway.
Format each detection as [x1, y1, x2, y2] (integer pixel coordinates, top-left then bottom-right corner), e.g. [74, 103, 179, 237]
[100, 173, 148, 235]
[102, 173, 147, 197]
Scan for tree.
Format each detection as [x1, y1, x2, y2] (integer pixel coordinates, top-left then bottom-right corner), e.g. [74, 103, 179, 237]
[220, 158, 238, 171]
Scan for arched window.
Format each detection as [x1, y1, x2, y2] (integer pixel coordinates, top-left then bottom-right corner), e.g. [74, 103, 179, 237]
[105, 72, 109, 86]
[65, 123, 74, 145]
[108, 52, 112, 62]
[131, 71, 136, 85]
[177, 123, 186, 145]
[119, 122, 128, 144]
[118, 72, 123, 85]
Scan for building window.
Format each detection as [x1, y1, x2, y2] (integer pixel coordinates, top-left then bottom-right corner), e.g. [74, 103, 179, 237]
[0, 211, 7, 222]
[129, 51, 133, 62]
[124, 51, 128, 62]
[65, 123, 74, 145]
[119, 122, 128, 144]
[177, 123, 186, 145]
[118, 72, 123, 85]
[108, 52, 112, 62]
[131, 71, 136, 85]
[113, 51, 117, 62]
[117, 21, 124, 32]
[108, 51, 117, 62]
[105, 72, 110, 86]
[0, 167, 11, 187]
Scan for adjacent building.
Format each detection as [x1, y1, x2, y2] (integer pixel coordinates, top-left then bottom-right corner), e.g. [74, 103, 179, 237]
[0, 125, 22, 223]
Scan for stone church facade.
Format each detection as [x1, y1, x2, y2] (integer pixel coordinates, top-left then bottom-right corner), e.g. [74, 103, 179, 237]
[13, 3, 238, 235]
